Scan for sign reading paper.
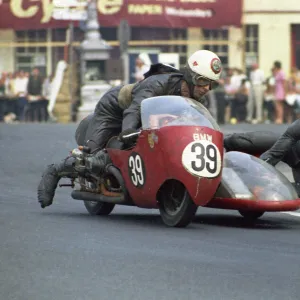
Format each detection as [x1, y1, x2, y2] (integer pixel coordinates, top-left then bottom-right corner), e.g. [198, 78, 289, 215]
[0, 0, 242, 29]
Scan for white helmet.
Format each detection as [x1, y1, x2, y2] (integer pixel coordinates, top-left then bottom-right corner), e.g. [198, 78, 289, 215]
[185, 50, 222, 87]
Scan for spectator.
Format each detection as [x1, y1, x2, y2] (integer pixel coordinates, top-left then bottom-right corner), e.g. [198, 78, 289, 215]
[263, 68, 276, 123]
[133, 53, 151, 82]
[273, 61, 286, 124]
[231, 77, 250, 123]
[224, 68, 235, 123]
[229, 68, 248, 124]
[247, 63, 265, 123]
[40, 75, 53, 122]
[0, 73, 6, 121]
[230, 68, 247, 92]
[5, 72, 16, 116]
[213, 69, 227, 124]
[25, 67, 43, 122]
[13, 70, 28, 121]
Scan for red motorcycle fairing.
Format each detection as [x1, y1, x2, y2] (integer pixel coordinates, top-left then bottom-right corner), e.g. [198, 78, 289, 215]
[156, 126, 223, 206]
[108, 125, 223, 208]
[108, 132, 168, 209]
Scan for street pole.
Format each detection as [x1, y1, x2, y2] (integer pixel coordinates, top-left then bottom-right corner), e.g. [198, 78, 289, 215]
[122, 51, 129, 85]
[68, 21, 75, 122]
[118, 19, 131, 85]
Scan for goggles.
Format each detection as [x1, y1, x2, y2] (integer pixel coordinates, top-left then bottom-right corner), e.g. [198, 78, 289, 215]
[191, 74, 219, 90]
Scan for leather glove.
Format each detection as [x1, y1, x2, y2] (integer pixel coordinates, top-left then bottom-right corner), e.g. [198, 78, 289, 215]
[118, 128, 141, 147]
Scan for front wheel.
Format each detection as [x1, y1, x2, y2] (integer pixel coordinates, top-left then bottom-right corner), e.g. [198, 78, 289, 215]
[238, 210, 264, 221]
[158, 180, 198, 227]
[84, 201, 115, 216]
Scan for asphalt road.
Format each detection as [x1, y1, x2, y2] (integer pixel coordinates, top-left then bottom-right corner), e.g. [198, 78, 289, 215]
[1, 123, 300, 300]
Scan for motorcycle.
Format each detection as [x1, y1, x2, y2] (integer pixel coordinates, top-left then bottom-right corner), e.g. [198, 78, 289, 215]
[65, 96, 300, 227]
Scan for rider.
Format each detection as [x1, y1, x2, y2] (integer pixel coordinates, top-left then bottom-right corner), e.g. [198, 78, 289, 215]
[37, 50, 223, 208]
[260, 119, 300, 191]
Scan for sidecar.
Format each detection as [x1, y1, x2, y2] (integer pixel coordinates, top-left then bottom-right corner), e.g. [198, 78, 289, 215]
[215, 131, 300, 220]
[205, 151, 300, 220]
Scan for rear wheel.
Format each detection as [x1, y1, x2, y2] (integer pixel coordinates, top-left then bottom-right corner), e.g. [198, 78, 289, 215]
[84, 201, 115, 216]
[158, 180, 198, 227]
[238, 210, 264, 221]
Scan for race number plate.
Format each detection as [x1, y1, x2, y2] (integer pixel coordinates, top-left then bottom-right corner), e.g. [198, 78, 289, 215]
[128, 152, 146, 188]
[182, 140, 221, 178]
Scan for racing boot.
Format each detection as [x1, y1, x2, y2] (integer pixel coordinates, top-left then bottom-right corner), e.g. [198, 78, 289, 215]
[85, 150, 112, 177]
[37, 156, 77, 209]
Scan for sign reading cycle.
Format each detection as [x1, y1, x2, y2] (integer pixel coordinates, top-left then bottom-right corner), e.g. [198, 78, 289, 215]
[0, 0, 242, 29]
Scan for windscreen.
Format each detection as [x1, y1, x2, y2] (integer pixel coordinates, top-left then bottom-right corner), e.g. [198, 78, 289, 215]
[141, 96, 220, 131]
[224, 151, 298, 201]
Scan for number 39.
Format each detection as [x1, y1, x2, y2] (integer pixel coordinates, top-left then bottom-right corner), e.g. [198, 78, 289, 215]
[129, 154, 145, 186]
[191, 143, 217, 173]
[182, 140, 221, 178]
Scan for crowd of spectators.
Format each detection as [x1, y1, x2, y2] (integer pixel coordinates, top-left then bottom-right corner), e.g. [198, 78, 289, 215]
[0, 67, 52, 123]
[210, 61, 300, 125]
[2, 59, 300, 126]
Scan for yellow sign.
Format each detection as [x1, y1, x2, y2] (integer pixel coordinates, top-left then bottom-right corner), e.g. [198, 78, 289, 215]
[98, 0, 123, 15]
[11, 0, 53, 23]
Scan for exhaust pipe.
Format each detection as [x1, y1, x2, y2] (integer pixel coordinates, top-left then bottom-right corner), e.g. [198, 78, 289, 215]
[71, 165, 133, 205]
[71, 190, 126, 204]
[106, 165, 130, 201]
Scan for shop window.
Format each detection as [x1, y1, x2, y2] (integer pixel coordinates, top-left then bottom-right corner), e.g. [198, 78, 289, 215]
[292, 25, 300, 69]
[15, 30, 47, 76]
[245, 24, 259, 72]
[131, 28, 187, 70]
[169, 29, 187, 70]
[203, 29, 229, 68]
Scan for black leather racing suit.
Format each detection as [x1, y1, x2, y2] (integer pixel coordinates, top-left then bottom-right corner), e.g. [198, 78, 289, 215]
[81, 72, 184, 152]
[260, 119, 300, 167]
[260, 119, 300, 185]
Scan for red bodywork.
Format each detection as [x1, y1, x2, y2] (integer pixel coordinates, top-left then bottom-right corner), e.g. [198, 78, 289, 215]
[108, 126, 300, 213]
[205, 197, 300, 212]
[108, 126, 223, 208]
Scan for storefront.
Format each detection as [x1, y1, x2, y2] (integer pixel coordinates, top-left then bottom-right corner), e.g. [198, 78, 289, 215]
[243, 0, 300, 76]
[2, 0, 300, 78]
[0, 0, 300, 74]
[0, 0, 243, 77]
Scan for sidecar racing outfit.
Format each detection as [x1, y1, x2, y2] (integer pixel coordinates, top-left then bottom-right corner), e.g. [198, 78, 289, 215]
[37, 50, 223, 208]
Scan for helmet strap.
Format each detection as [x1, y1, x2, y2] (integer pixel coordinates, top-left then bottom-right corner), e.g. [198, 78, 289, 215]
[183, 65, 202, 100]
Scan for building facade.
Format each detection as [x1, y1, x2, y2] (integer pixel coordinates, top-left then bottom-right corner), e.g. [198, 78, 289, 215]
[0, 0, 299, 78]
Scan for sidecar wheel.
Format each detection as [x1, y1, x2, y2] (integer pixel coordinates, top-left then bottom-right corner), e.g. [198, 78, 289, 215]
[84, 201, 115, 216]
[238, 210, 264, 221]
[158, 180, 197, 228]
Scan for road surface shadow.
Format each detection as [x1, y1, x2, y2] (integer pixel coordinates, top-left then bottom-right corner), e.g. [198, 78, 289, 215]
[39, 210, 169, 228]
[193, 214, 299, 230]
[37, 209, 300, 230]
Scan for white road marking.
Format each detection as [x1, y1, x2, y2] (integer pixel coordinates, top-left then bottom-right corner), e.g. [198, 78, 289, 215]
[280, 211, 300, 217]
